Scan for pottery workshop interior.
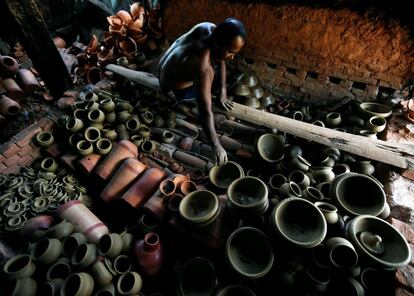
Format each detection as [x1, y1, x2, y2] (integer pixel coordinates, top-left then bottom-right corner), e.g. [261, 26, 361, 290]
[1, 0, 414, 295]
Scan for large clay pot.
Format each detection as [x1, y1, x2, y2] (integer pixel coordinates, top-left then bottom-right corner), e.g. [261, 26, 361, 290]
[116, 272, 143, 295]
[256, 133, 285, 163]
[178, 257, 217, 296]
[61, 272, 95, 296]
[134, 232, 163, 276]
[270, 197, 326, 248]
[225, 227, 273, 279]
[179, 190, 220, 227]
[58, 200, 109, 243]
[359, 102, 392, 119]
[101, 158, 146, 204]
[209, 161, 244, 189]
[3, 254, 36, 278]
[121, 167, 166, 209]
[346, 215, 411, 269]
[16, 69, 40, 93]
[0, 95, 21, 117]
[94, 140, 138, 181]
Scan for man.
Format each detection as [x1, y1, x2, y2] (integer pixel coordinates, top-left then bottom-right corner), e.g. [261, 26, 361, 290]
[158, 18, 247, 165]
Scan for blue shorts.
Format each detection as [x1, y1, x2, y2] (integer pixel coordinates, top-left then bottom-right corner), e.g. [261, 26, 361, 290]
[166, 86, 196, 103]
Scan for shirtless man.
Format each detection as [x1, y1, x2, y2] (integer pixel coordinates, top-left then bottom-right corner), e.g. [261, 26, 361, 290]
[158, 18, 247, 165]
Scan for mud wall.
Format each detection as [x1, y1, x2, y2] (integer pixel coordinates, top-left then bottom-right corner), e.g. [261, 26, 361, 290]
[163, 0, 414, 101]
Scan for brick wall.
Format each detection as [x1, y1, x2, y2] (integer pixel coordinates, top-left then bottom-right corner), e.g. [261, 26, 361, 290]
[0, 117, 55, 174]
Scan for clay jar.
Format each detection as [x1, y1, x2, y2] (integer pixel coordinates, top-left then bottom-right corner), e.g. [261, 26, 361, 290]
[116, 272, 143, 295]
[0, 56, 19, 76]
[225, 227, 274, 279]
[209, 161, 244, 189]
[4, 277, 37, 296]
[16, 69, 40, 93]
[3, 254, 36, 278]
[270, 197, 326, 248]
[256, 133, 285, 163]
[134, 232, 163, 276]
[98, 233, 123, 258]
[325, 237, 359, 270]
[31, 238, 63, 266]
[0, 95, 21, 117]
[179, 190, 220, 227]
[94, 140, 138, 181]
[315, 201, 339, 225]
[61, 272, 94, 296]
[100, 158, 146, 204]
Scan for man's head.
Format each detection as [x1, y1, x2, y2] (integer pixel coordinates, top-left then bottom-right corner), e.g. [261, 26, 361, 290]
[211, 18, 246, 61]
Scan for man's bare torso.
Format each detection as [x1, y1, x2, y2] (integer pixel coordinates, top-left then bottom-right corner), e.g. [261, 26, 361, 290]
[158, 22, 216, 91]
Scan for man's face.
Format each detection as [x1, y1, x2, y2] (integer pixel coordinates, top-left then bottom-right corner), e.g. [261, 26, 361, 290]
[215, 36, 245, 61]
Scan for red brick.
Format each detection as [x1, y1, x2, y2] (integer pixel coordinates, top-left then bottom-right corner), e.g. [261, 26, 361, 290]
[396, 287, 414, 296]
[45, 143, 63, 158]
[37, 117, 55, 131]
[17, 145, 34, 157]
[401, 170, 414, 181]
[391, 218, 414, 245]
[2, 165, 20, 174]
[396, 265, 414, 292]
[0, 163, 7, 173]
[4, 154, 21, 167]
[0, 153, 5, 163]
[12, 124, 42, 148]
[28, 144, 41, 158]
[18, 155, 34, 167]
[0, 142, 19, 158]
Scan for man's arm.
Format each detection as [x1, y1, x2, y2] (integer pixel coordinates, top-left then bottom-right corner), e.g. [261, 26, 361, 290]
[218, 60, 234, 111]
[195, 51, 228, 165]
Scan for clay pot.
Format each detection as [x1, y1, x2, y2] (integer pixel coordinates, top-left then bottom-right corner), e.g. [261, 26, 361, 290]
[270, 197, 326, 248]
[346, 215, 411, 269]
[178, 257, 217, 296]
[359, 102, 392, 118]
[121, 167, 166, 209]
[359, 130, 377, 139]
[256, 133, 285, 163]
[71, 243, 97, 269]
[41, 157, 58, 172]
[100, 98, 116, 112]
[242, 95, 260, 109]
[326, 112, 342, 126]
[0, 79, 25, 99]
[225, 227, 273, 279]
[77, 140, 94, 156]
[94, 140, 138, 181]
[125, 116, 141, 132]
[278, 181, 302, 199]
[58, 200, 109, 243]
[116, 272, 143, 295]
[209, 161, 244, 189]
[3, 254, 36, 278]
[268, 173, 287, 192]
[87, 109, 105, 124]
[102, 128, 117, 141]
[179, 190, 220, 227]
[238, 73, 258, 87]
[87, 66, 104, 84]
[227, 176, 269, 216]
[216, 285, 256, 296]
[0, 95, 21, 117]
[366, 116, 386, 133]
[0, 56, 19, 76]
[4, 277, 37, 296]
[16, 69, 40, 93]
[35, 131, 54, 148]
[31, 238, 63, 266]
[104, 112, 116, 123]
[134, 232, 163, 276]
[91, 259, 114, 288]
[325, 237, 358, 269]
[95, 138, 112, 155]
[99, 233, 123, 258]
[352, 160, 375, 175]
[46, 257, 71, 281]
[330, 173, 385, 216]
[61, 272, 94, 296]
[73, 109, 87, 120]
[140, 139, 157, 154]
[288, 170, 310, 189]
[180, 180, 198, 195]
[101, 158, 146, 204]
[141, 110, 155, 125]
[333, 278, 366, 296]
[46, 220, 74, 240]
[302, 186, 324, 203]
[162, 130, 175, 143]
[113, 255, 132, 274]
[312, 166, 335, 183]
[232, 83, 251, 96]
[66, 118, 84, 132]
[333, 163, 351, 175]
[315, 202, 339, 225]
[120, 231, 133, 253]
[63, 232, 87, 256]
[95, 283, 116, 296]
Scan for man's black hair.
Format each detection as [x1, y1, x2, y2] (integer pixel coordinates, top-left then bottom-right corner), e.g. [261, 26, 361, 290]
[213, 18, 247, 47]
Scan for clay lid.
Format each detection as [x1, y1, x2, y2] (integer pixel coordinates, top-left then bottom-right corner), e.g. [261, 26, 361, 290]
[358, 231, 385, 255]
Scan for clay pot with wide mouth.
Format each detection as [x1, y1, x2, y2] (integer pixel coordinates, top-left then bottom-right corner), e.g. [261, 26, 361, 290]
[41, 157, 58, 172]
[63, 232, 87, 256]
[225, 227, 274, 279]
[98, 233, 123, 258]
[0, 56, 19, 76]
[179, 190, 220, 227]
[91, 259, 114, 288]
[237, 73, 258, 87]
[326, 112, 342, 126]
[302, 186, 324, 203]
[209, 161, 244, 189]
[126, 116, 140, 132]
[232, 83, 251, 96]
[366, 116, 386, 133]
[270, 197, 326, 248]
[4, 277, 37, 296]
[46, 257, 71, 281]
[95, 138, 112, 155]
[31, 238, 63, 266]
[359, 102, 392, 119]
[3, 254, 36, 278]
[325, 236, 358, 270]
[61, 272, 94, 296]
[116, 271, 143, 295]
[288, 170, 310, 189]
[113, 254, 132, 274]
[71, 243, 97, 269]
[256, 133, 285, 163]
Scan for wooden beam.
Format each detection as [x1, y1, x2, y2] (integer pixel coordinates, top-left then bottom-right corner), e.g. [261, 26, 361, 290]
[105, 64, 161, 91]
[214, 102, 414, 170]
[2, 0, 72, 98]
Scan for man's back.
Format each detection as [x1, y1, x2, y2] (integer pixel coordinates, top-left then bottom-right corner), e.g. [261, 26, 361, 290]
[158, 22, 216, 91]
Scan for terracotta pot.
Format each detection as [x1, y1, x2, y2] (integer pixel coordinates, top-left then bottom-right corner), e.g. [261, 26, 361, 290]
[0, 78, 25, 99]
[58, 200, 109, 243]
[31, 238, 63, 266]
[3, 254, 36, 278]
[46, 257, 71, 281]
[180, 180, 198, 196]
[4, 277, 37, 296]
[94, 140, 138, 181]
[116, 272, 143, 295]
[0, 95, 21, 117]
[61, 272, 94, 296]
[121, 167, 166, 209]
[134, 232, 163, 276]
[76, 154, 102, 178]
[0, 56, 19, 76]
[225, 227, 273, 279]
[301, 266, 330, 295]
[101, 158, 146, 204]
[16, 69, 40, 93]
[71, 243, 97, 269]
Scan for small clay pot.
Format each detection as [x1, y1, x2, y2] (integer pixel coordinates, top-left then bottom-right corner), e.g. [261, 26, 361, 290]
[63, 233, 87, 256]
[66, 118, 84, 132]
[256, 133, 285, 163]
[71, 243, 97, 269]
[76, 140, 94, 156]
[99, 233, 123, 258]
[46, 220, 74, 239]
[326, 112, 342, 126]
[279, 181, 302, 199]
[91, 259, 114, 288]
[315, 202, 339, 225]
[61, 272, 95, 296]
[3, 254, 36, 278]
[325, 237, 358, 269]
[113, 255, 132, 274]
[4, 277, 37, 296]
[95, 138, 112, 155]
[288, 170, 310, 189]
[302, 186, 324, 203]
[46, 257, 71, 281]
[40, 157, 58, 172]
[0, 56, 19, 76]
[126, 116, 141, 132]
[0, 95, 21, 116]
[116, 272, 143, 295]
[35, 131, 54, 147]
[87, 109, 105, 123]
[366, 116, 386, 133]
[162, 130, 175, 143]
[31, 238, 63, 266]
[100, 98, 116, 112]
[84, 127, 101, 142]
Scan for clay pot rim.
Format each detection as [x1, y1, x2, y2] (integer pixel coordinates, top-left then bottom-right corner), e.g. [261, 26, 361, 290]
[227, 176, 268, 209]
[209, 161, 244, 189]
[179, 190, 219, 224]
[359, 102, 392, 118]
[256, 133, 285, 163]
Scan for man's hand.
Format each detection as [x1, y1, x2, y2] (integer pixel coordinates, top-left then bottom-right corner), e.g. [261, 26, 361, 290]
[218, 91, 234, 111]
[214, 143, 228, 165]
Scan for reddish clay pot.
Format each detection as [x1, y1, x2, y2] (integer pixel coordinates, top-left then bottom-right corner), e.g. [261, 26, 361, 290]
[16, 69, 40, 94]
[87, 66, 104, 84]
[121, 167, 166, 209]
[94, 140, 138, 181]
[58, 200, 110, 244]
[0, 95, 21, 117]
[134, 232, 163, 276]
[0, 78, 25, 99]
[0, 82, 7, 95]
[76, 153, 102, 178]
[101, 158, 146, 204]
[0, 56, 19, 76]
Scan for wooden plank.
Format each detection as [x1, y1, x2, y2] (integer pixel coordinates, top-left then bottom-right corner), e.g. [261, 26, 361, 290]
[105, 64, 161, 91]
[2, 0, 72, 97]
[214, 102, 414, 170]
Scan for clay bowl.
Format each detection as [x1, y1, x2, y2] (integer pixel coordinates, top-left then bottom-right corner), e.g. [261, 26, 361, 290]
[237, 73, 258, 87]
[225, 227, 274, 279]
[256, 133, 285, 163]
[241, 95, 260, 109]
[270, 197, 327, 248]
[359, 102, 392, 119]
[209, 161, 244, 189]
[330, 173, 385, 216]
[260, 92, 276, 108]
[250, 86, 264, 99]
[232, 83, 251, 96]
[179, 190, 219, 226]
[346, 215, 411, 269]
[227, 176, 268, 215]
